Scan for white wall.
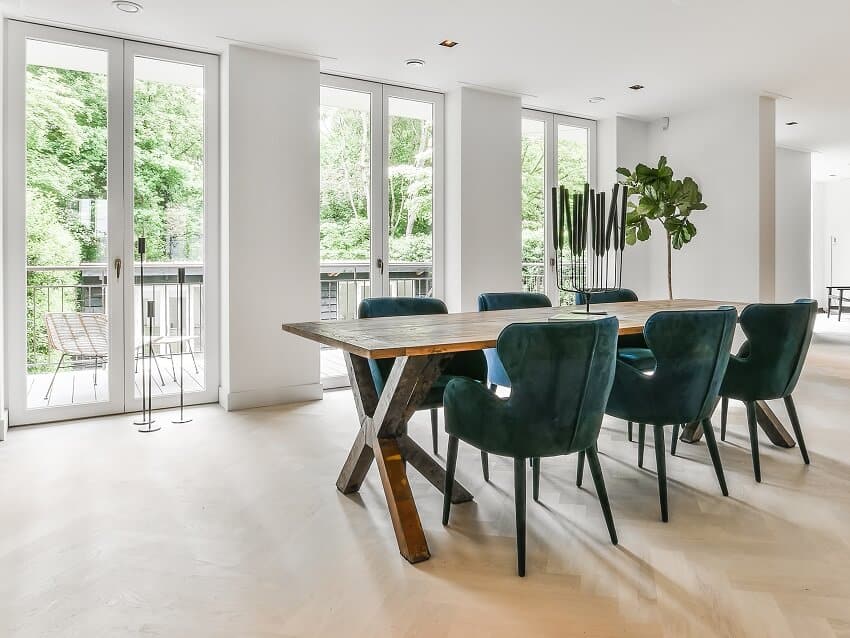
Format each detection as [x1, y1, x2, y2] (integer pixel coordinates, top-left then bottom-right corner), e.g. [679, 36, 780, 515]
[220, 45, 321, 410]
[445, 87, 522, 312]
[644, 96, 774, 301]
[775, 147, 812, 301]
[812, 179, 850, 309]
[0, 13, 6, 439]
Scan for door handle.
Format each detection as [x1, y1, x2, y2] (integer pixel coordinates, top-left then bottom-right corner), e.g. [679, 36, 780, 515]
[114, 258, 122, 280]
[376, 257, 384, 274]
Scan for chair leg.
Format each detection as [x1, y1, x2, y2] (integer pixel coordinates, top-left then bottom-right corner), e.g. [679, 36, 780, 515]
[653, 426, 668, 522]
[513, 458, 527, 577]
[745, 401, 761, 482]
[784, 395, 809, 465]
[44, 353, 65, 400]
[576, 450, 585, 487]
[93, 355, 98, 387]
[585, 446, 618, 545]
[489, 383, 497, 393]
[637, 423, 646, 468]
[430, 409, 439, 455]
[720, 396, 729, 441]
[671, 424, 680, 456]
[442, 436, 459, 525]
[167, 343, 177, 382]
[186, 338, 199, 373]
[480, 451, 490, 481]
[531, 457, 540, 502]
[152, 350, 166, 386]
[628, 421, 633, 442]
[701, 418, 728, 496]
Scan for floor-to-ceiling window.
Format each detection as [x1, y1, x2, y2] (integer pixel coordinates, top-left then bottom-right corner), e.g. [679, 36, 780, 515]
[4, 22, 219, 425]
[319, 76, 443, 387]
[521, 109, 596, 304]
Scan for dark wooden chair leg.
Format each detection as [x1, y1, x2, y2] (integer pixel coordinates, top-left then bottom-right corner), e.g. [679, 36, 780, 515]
[480, 451, 490, 481]
[638, 423, 646, 468]
[628, 421, 633, 442]
[671, 424, 680, 456]
[585, 446, 618, 544]
[531, 457, 541, 501]
[654, 425, 668, 522]
[489, 383, 498, 392]
[576, 450, 585, 487]
[745, 401, 761, 482]
[513, 458, 527, 577]
[442, 436, 459, 525]
[701, 418, 728, 496]
[720, 396, 729, 441]
[430, 409, 439, 455]
[784, 395, 809, 465]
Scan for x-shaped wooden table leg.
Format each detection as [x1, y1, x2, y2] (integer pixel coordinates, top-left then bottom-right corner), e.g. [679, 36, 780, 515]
[336, 351, 474, 563]
[679, 401, 797, 447]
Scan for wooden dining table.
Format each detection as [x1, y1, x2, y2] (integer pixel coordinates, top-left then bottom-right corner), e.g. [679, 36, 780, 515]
[282, 298, 798, 563]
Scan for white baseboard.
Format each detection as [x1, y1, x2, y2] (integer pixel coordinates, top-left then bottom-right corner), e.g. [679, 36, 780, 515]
[218, 383, 323, 411]
[0, 409, 7, 441]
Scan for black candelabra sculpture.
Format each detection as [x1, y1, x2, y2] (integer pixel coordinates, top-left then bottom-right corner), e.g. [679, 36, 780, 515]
[172, 267, 192, 424]
[552, 182, 627, 314]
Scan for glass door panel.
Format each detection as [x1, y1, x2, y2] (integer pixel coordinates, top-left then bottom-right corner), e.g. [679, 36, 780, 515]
[8, 26, 126, 421]
[319, 82, 378, 386]
[387, 96, 434, 298]
[521, 117, 547, 295]
[131, 54, 207, 400]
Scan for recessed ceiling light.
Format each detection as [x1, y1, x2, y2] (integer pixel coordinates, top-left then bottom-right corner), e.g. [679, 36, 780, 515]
[629, 84, 645, 90]
[829, 173, 838, 177]
[113, 0, 143, 12]
[588, 96, 605, 104]
[439, 40, 458, 48]
[785, 121, 798, 125]
[405, 58, 425, 68]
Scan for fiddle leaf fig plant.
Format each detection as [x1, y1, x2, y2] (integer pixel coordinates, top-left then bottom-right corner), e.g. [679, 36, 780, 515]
[616, 156, 707, 299]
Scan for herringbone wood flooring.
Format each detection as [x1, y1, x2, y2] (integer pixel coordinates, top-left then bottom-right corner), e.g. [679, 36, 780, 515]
[1, 318, 849, 637]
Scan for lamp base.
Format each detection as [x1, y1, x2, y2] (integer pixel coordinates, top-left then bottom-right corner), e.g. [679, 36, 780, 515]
[171, 418, 193, 424]
[571, 310, 609, 316]
[138, 423, 161, 433]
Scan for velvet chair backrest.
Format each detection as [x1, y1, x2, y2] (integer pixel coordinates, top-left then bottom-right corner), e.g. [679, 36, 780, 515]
[477, 292, 553, 388]
[357, 296, 487, 395]
[721, 299, 817, 401]
[574, 288, 638, 306]
[607, 308, 737, 425]
[494, 316, 619, 456]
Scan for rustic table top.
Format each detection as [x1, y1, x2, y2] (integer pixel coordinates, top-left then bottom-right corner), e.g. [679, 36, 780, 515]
[282, 299, 748, 360]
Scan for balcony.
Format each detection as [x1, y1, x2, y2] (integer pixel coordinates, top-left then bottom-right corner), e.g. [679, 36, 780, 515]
[25, 263, 206, 409]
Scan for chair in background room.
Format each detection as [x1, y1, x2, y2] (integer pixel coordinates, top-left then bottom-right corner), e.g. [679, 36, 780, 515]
[603, 307, 736, 522]
[357, 297, 488, 455]
[442, 316, 620, 576]
[719, 299, 817, 481]
[476, 292, 552, 480]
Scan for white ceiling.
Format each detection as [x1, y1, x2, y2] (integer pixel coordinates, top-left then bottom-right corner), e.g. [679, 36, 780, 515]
[6, 0, 850, 178]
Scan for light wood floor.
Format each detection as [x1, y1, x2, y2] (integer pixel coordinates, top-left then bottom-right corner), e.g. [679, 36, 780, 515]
[1, 318, 849, 637]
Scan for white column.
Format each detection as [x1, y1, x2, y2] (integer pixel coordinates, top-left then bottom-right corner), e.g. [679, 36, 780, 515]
[444, 87, 522, 312]
[0, 10, 7, 439]
[775, 147, 812, 301]
[219, 45, 321, 410]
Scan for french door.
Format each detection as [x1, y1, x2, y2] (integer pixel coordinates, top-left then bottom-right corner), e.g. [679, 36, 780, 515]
[520, 108, 596, 305]
[4, 21, 219, 425]
[319, 75, 443, 387]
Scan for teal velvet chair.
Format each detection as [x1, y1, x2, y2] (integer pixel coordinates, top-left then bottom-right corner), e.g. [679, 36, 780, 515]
[442, 316, 620, 577]
[477, 292, 553, 481]
[604, 307, 736, 522]
[576, 288, 646, 442]
[357, 297, 488, 455]
[719, 299, 817, 482]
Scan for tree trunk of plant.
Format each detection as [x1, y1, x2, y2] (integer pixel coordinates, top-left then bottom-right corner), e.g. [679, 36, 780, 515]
[667, 232, 673, 300]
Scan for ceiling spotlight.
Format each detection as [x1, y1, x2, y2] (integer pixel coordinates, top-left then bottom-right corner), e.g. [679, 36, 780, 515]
[829, 173, 838, 177]
[785, 121, 798, 125]
[113, 0, 143, 12]
[588, 96, 605, 104]
[405, 58, 425, 68]
[439, 39, 458, 48]
[629, 84, 645, 90]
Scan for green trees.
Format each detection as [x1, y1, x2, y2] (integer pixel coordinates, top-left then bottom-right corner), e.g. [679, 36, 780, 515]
[319, 105, 433, 263]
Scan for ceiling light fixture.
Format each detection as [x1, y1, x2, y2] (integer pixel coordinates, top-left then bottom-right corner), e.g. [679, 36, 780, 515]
[405, 58, 425, 68]
[785, 121, 799, 125]
[588, 96, 605, 104]
[113, 0, 143, 13]
[629, 84, 645, 90]
[439, 39, 458, 48]
[829, 173, 838, 177]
